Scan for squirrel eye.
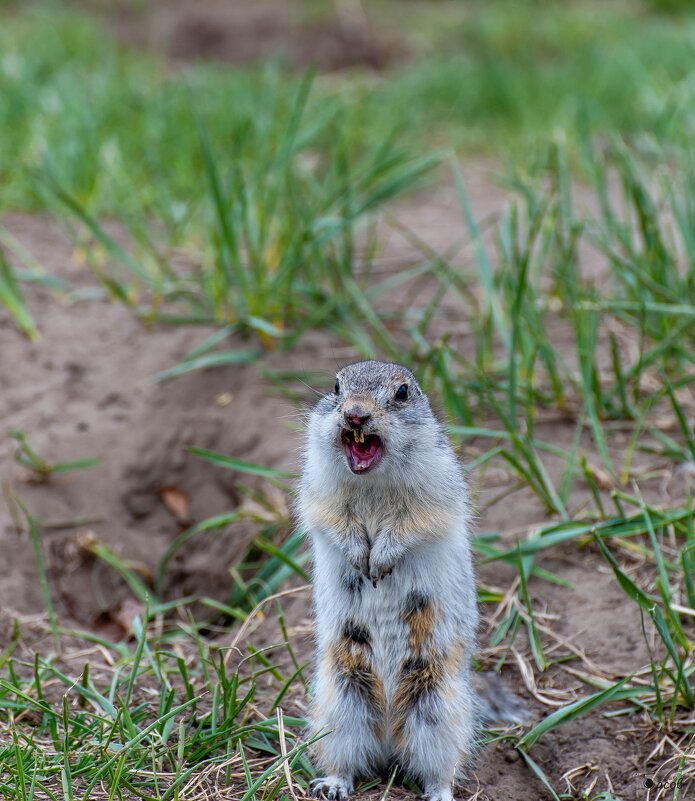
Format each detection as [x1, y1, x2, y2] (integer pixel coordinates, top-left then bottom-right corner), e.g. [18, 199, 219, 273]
[334, 379, 340, 394]
[395, 384, 408, 401]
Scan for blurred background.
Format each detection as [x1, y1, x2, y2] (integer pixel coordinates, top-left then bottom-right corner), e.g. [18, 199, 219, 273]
[3, 0, 695, 218]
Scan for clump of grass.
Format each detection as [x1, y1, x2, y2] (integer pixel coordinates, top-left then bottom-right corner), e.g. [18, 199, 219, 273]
[395, 136, 695, 528]
[6, 0, 695, 342]
[0, 247, 39, 341]
[10, 429, 99, 483]
[46, 68, 437, 357]
[0, 483, 313, 800]
[0, 606, 314, 800]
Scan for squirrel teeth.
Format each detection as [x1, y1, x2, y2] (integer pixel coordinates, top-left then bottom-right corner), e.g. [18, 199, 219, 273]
[339, 424, 384, 474]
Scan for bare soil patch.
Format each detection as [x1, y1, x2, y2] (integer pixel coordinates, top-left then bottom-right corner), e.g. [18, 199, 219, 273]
[0, 212, 313, 625]
[81, 0, 404, 70]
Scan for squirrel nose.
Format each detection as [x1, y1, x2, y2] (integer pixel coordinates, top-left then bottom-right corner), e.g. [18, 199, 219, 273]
[344, 408, 371, 429]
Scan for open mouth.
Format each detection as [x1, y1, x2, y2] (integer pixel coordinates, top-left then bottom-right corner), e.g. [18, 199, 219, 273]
[340, 428, 384, 474]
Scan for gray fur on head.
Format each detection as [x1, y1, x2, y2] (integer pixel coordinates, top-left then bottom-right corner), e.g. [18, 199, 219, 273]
[302, 360, 464, 498]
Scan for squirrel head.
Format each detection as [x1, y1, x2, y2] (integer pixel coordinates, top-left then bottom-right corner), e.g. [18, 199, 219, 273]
[306, 360, 441, 480]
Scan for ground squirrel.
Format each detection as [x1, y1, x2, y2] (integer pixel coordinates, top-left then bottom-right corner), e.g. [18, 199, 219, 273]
[298, 360, 511, 801]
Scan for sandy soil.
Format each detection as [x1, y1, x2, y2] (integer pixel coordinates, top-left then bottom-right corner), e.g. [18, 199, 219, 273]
[0, 211, 318, 623]
[2, 163, 688, 800]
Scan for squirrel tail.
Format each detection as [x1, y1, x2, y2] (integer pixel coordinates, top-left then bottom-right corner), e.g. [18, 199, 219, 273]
[472, 671, 530, 727]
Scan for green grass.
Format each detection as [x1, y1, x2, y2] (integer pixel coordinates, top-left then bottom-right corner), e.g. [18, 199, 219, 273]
[3, 2, 695, 221]
[0, 600, 315, 801]
[9, 429, 100, 483]
[43, 68, 437, 352]
[369, 0, 695, 151]
[1, 455, 313, 800]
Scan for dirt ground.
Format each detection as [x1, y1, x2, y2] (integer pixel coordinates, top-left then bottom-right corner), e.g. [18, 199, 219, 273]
[84, 0, 404, 70]
[1, 161, 687, 800]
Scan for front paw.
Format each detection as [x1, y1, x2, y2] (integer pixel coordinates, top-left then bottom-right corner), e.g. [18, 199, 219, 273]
[343, 539, 370, 578]
[369, 565, 393, 587]
[368, 547, 396, 587]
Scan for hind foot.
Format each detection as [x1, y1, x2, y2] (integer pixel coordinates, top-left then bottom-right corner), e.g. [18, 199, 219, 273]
[422, 782, 454, 801]
[310, 776, 353, 800]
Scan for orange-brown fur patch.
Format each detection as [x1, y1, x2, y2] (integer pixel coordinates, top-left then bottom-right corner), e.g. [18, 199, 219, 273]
[391, 640, 465, 749]
[400, 591, 438, 651]
[381, 489, 458, 544]
[392, 650, 444, 749]
[303, 495, 356, 534]
[328, 627, 386, 731]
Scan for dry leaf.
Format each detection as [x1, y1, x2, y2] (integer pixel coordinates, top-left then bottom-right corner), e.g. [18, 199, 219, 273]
[111, 598, 147, 638]
[159, 486, 191, 523]
[588, 464, 613, 491]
